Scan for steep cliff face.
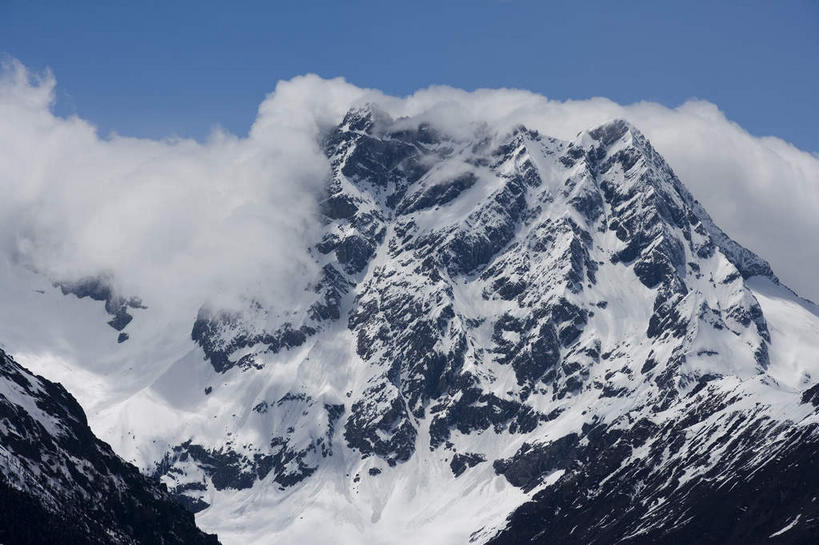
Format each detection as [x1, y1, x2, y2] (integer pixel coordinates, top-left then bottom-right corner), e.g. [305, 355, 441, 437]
[9, 107, 817, 544]
[0, 348, 220, 544]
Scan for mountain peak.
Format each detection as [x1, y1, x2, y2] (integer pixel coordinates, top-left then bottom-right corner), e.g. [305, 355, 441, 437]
[587, 117, 641, 145]
[339, 102, 393, 134]
[25, 111, 817, 544]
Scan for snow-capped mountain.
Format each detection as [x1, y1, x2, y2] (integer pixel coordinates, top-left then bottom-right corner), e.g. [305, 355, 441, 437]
[0, 348, 219, 544]
[2, 107, 817, 544]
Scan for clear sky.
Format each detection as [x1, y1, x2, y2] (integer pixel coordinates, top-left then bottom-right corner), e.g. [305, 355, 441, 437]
[1, 0, 817, 150]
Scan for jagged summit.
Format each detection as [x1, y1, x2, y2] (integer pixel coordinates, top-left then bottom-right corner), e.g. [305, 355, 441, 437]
[13, 109, 818, 544]
[337, 103, 394, 135]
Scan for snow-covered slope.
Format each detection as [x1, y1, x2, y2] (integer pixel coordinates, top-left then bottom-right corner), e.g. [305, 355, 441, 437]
[2, 109, 818, 544]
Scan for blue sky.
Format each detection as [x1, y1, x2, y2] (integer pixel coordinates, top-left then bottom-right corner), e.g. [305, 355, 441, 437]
[1, 0, 817, 150]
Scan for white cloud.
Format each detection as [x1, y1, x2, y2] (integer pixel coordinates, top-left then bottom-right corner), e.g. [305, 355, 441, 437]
[1, 58, 817, 319]
[0, 63, 366, 327]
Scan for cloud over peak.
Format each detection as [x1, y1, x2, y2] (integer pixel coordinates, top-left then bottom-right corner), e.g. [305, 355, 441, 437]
[1, 58, 817, 317]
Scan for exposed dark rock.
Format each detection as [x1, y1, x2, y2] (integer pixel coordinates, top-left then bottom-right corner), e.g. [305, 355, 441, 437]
[450, 452, 486, 477]
[321, 193, 359, 220]
[397, 172, 477, 215]
[191, 309, 315, 373]
[344, 383, 417, 466]
[57, 275, 145, 336]
[802, 383, 819, 407]
[429, 382, 541, 449]
[493, 434, 579, 491]
[335, 234, 376, 274]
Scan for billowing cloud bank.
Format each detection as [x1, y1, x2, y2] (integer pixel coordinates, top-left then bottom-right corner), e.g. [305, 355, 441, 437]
[1, 59, 817, 313]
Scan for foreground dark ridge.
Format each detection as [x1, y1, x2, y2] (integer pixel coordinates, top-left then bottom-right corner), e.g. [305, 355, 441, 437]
[0, 348, 220, 545]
